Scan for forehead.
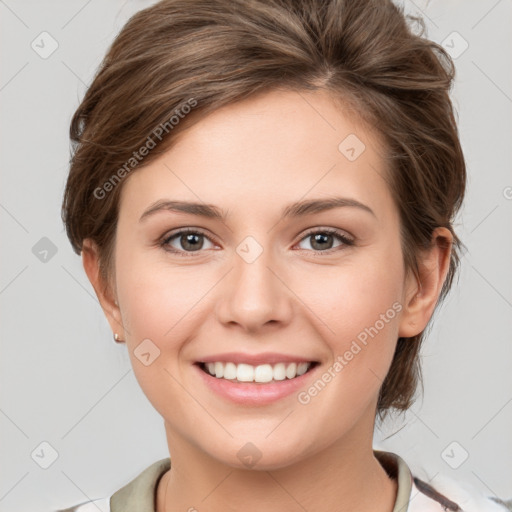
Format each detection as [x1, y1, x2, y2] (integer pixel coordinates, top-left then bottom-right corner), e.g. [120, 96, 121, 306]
[119, 88, 395, 225]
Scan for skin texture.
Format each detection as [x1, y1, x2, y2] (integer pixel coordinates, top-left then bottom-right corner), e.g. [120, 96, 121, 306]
[82, 88, 452, 512]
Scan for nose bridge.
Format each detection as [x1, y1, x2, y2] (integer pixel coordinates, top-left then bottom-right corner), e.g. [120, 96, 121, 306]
[216, 234, 292, 330]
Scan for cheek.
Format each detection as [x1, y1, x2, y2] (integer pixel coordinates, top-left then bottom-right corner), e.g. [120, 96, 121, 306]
[303, 243, 405, 378]
[115, 246, 208, 341]
[114, 250, 208, 419]
[291, 253, 404, 436]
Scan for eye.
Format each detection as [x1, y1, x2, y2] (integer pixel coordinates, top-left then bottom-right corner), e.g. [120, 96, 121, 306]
[160, 229, 216, 256]
[296, 228, 354, 253]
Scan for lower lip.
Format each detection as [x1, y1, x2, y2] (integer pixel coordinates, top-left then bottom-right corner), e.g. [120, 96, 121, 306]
[194, 363, 319, 406]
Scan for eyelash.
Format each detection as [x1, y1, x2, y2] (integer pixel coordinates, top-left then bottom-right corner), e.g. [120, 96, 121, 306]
[159, 227, 355, 257]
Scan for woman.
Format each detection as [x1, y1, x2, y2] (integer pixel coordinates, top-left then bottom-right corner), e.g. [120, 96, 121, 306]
[59, 0, 508, 510]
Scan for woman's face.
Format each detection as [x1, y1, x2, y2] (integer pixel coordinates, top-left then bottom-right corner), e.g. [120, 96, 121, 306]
[103, 89, 419, 469]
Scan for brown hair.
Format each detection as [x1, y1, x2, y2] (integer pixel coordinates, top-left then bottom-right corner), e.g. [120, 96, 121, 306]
[62, 0, 466, 418]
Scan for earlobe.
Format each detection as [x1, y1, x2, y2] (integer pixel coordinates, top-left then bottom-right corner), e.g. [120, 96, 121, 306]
[398, 228, 453, 339]
[81, 239, 126, 341]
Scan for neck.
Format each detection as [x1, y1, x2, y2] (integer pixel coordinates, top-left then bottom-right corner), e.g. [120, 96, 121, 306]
[157, 423, 397, 512]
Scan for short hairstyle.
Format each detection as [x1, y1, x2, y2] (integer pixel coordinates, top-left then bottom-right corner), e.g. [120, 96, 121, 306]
[61, 0, 466, 419]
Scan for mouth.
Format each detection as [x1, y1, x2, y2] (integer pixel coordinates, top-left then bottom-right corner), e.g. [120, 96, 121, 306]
[196, 360, 320, 384]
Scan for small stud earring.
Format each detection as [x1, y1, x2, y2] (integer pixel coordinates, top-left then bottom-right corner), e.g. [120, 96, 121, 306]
[113, 333, 124, 343]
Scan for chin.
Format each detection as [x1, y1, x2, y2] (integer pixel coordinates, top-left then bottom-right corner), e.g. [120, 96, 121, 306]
[208, 438, 312, 471]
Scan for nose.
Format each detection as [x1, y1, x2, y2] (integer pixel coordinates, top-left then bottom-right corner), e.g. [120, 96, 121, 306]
[215, 242, 294, 333]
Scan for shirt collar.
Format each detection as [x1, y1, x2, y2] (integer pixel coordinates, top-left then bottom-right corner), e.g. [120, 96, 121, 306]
[374, 450, 414, 512]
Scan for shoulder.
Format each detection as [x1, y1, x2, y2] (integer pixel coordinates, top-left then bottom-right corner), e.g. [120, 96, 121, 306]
[56, 457, 170, 512]
[375, 449, 511, 512]
[409, 469, 511, 512]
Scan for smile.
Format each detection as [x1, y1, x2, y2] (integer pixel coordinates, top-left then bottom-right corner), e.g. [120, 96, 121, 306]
[199, 361, 318, 383]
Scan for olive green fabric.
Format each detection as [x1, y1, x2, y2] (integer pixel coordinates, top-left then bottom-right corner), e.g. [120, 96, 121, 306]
[109, 450, 413, 512]
[110, 457, 170, 512]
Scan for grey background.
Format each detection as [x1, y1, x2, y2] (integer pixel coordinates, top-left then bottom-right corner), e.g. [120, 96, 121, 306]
[0, 0, 511, 510]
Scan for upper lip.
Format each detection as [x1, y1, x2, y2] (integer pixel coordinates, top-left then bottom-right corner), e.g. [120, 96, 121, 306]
[196, 352, 318, 366]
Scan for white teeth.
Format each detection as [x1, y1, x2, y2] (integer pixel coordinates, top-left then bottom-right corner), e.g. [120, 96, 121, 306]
[273, 363, 286, 381]
[296, 362, 309, 376]
[202, 361, 313, 382]
[223, 362, 237, 380]
[285, 362, 297, 379]
[254, 364, 273, 383]
[214, 362, 223, 378]
[236, 363, 254, 382]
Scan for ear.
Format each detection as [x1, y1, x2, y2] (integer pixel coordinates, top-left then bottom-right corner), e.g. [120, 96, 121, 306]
[82, 238, 126, 341]
[398, 227, 453, 338]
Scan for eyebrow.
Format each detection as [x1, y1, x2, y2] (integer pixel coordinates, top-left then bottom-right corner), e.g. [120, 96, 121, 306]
[139, 196, 376, 222]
